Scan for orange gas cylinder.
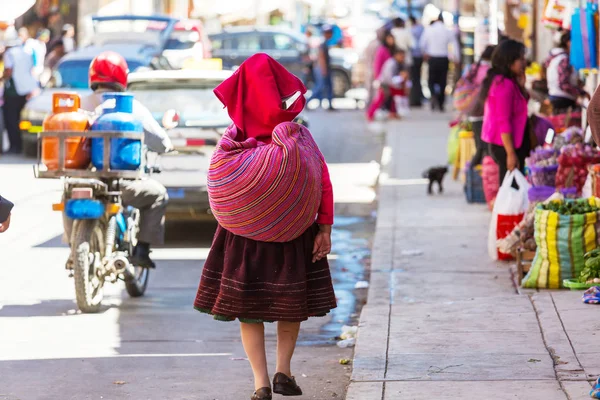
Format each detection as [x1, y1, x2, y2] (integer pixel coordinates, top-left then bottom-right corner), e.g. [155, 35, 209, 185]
[42, 93, 90, 170]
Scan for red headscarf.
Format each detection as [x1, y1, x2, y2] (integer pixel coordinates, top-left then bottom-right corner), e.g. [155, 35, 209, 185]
[214, 53, 307, 143]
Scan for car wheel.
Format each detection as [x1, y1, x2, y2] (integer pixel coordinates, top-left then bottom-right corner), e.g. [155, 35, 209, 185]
[22, 134, 38, 158]
[331, 69, 350, 98]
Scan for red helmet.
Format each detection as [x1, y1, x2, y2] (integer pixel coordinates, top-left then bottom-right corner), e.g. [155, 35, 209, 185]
[89, 51, 128, 91]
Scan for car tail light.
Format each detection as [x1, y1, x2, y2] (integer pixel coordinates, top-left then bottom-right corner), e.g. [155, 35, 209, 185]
[186, 138, 206, 146]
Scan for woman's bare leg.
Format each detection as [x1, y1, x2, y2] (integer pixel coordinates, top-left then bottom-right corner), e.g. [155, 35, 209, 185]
[276, 321, 301, 376]
[240, 322, 270, 390]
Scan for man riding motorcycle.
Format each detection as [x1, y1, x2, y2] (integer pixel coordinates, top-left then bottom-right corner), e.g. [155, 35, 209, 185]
[64, 51, 173, 269]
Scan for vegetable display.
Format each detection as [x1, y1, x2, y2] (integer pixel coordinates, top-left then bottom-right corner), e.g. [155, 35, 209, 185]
[526, 148, 558, 187]
[581, 249, 600, 284]
[555, 144, 600, 195]
[541, 199, 600, 215]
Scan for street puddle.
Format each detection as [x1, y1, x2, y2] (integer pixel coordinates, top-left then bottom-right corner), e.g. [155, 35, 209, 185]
[298, 215, 374, 346]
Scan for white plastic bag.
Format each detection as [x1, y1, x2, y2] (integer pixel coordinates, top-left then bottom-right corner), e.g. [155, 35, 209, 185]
[488, 170, 530, 260]
[582, 172, 593, 198]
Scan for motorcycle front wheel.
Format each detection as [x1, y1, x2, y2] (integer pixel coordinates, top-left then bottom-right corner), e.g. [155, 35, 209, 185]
[72, 220, 105, 313]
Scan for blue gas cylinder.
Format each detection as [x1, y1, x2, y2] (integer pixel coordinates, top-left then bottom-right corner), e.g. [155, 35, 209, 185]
[91, 93, 143, 170]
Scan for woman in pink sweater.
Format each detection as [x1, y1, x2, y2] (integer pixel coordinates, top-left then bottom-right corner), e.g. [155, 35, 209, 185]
[480, 39, 530, 181]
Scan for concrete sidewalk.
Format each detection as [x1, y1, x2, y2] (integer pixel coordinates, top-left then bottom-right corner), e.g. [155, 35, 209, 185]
[348, 110, 597, 399]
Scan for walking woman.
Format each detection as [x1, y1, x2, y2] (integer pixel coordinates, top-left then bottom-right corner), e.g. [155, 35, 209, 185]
[458, 44, 495, 166]
[480, 40, 530, 181]
[194, 53, 336, 400]
[372, 32, 396, 88]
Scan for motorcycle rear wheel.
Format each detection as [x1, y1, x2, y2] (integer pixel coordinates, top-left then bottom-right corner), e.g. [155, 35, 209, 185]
[125, 266, 150, 297]
[72, 220, 105, 313]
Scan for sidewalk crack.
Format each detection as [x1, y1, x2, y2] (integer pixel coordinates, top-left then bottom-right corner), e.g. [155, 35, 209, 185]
[529, 294, 576, 400]
[549, 293, 587, 374]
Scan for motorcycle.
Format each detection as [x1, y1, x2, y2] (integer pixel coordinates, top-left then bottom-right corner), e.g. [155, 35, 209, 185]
[62, 175, 149, 313]
[35, 111, 177, 313]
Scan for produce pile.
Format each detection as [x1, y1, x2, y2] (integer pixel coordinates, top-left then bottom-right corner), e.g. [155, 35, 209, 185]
[541, 199, 600, 215]
[581, 249, 600, 284]
[555, 144, 600, 195]
[525, 148, 558, 187]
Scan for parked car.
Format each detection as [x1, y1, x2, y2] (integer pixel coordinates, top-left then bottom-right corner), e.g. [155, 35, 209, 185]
[209, 26, 357, 97]
[152, 19, 212, 69]
[20, 15, 176, 156]
[127, 69, 231, 221]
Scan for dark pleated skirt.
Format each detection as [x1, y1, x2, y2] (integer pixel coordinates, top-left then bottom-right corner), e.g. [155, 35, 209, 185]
[194, 224, 337, 323]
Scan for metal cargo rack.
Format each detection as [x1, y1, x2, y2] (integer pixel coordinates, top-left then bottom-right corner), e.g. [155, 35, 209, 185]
[33, 130, 145, 180]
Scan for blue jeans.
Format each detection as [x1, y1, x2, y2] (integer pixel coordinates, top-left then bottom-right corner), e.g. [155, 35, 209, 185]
[308, 67, 333, 108]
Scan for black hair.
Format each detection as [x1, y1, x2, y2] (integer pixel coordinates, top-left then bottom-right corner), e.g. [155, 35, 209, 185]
[478, 39, 527, 106]
[392, 47, 406, 56]
[380, 31, 396, 52]
[92, 82, 125, 92]
[481, 45, 496, 61]
[409, 15, 417, 24]
[392, 17, 405, 28]
[559, 30, 571, 50]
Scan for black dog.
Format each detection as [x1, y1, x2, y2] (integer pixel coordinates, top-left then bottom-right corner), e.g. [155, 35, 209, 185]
[422, 166, 448, 195]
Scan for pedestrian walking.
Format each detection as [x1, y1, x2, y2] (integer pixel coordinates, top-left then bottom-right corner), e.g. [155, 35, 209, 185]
[366, 48, 408, 121]
[307, 25, 335, 110]
[419, 14, 460, 112]
[390, 18, 414, 66]
[373, 32, 396, 83]
[302, 27, 320, 86]
[0, 195, 13, 233]
[480, 40, 529, 181]
[48, 24, 75, 54]
[409, 15, 425, 107]
[2, 31, 39, 154]
[193, 53, 336, 400]
[363, 25, 387, 105]
[32, 29, 50, 82]
[454, 44, 495, 166]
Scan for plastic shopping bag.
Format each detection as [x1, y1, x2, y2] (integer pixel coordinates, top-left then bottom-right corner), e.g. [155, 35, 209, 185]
[447, 125, 460, 165]
[488, 170, 530, 261]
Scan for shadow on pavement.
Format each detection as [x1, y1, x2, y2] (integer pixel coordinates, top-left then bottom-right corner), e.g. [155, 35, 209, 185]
[0, 299, 117, 317]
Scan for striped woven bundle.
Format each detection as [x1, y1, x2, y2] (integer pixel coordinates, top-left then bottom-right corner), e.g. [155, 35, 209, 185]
[208, 121, 323, 242]
[522, 198, 600, 289]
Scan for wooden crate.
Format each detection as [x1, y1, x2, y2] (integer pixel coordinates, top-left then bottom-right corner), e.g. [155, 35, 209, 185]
[516, 248, 536, 283]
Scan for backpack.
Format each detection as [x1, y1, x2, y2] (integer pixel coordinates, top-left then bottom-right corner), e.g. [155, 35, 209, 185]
[453, 63, 482, 113]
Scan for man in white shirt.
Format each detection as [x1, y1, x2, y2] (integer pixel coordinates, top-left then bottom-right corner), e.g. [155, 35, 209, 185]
[419, 14, 460, 112]
[2, 33, 39, 154]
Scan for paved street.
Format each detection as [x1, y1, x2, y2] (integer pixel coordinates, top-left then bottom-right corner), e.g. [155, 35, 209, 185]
[348, 109, 599, 400]
[0, 106, 383, 400]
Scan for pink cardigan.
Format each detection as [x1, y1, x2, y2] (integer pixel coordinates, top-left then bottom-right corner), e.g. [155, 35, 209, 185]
[482, 76, 528, 148]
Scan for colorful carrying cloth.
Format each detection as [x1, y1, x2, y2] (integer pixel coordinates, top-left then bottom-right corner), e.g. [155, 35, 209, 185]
[208, 53, 329, 242]
[213, 53, 307, 143]
[208, 122, 324, 242]
[583, 286, 600, 304]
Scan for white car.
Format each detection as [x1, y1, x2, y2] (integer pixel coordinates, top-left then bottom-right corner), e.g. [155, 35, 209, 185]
[128, 69, 232, 221]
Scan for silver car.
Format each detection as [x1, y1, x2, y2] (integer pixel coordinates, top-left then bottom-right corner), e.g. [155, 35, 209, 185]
[127, 69, 232, 221]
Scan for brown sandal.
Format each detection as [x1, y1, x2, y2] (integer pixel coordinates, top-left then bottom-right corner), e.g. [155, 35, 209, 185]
[273, 373, 303, 396]
[251, 387, 272, 400]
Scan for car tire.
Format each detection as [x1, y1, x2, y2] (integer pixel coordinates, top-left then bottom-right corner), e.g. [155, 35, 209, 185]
[331, 69, 351, 98]
[22, 135, 38, 158]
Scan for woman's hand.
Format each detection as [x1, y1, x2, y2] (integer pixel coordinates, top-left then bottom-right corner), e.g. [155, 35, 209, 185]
[507, 151, 518, 172]
[0, 214, 11, 233]
[312, 225, 332, 263]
